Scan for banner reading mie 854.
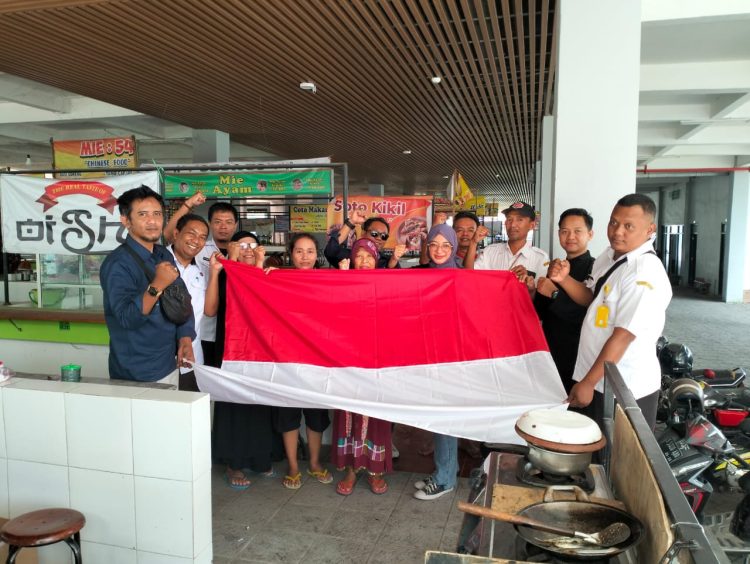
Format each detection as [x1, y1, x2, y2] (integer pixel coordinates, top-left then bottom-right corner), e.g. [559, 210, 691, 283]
[163, 169, 333, 198]
[0, 172, 159, 255]
[52, 136, 138, 178]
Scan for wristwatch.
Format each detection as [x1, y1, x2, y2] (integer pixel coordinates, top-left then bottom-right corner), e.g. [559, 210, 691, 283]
[344, 218, 356, 230]
[147, 285, 162, 298]
[550, 290, 559, 300]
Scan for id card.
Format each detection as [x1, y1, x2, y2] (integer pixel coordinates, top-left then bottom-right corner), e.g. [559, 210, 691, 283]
[594, 304, 610, 328]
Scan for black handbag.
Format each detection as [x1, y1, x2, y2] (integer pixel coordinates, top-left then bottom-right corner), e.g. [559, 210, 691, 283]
[123, 244, 194, 325]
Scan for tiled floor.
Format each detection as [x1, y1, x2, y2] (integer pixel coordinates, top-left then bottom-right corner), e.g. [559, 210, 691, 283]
[211, 463, 472, 564]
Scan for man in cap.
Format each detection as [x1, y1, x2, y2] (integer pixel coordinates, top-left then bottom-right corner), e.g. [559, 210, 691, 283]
[464, 201, 548, 280]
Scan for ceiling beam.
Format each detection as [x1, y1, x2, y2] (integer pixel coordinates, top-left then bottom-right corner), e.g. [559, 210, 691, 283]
[0, 97, 141, 124]
[0, 73, 70, 112]
[641, 60, 750, 93]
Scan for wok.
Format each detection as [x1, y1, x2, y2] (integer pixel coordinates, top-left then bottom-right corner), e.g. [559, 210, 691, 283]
[515, 488, 644, 560]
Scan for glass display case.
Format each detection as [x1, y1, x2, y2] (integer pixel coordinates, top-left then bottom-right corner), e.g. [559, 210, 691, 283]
[36, 253, 105, 310]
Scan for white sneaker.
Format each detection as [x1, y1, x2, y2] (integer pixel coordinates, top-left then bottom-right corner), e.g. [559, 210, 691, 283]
[414, 481, 454, 500]
[414, 476, 434, 490]
[392, 443, 400, 459]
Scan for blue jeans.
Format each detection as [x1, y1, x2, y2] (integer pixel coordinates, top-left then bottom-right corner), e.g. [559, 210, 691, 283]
[431, 433, 458, 489]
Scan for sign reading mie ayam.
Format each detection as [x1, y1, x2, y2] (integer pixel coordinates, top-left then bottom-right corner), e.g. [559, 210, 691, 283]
[163, 169, 333, 198]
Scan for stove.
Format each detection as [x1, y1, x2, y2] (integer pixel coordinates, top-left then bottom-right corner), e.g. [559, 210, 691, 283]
[457, 451, 637, 563]
[516, 457, 596, 493]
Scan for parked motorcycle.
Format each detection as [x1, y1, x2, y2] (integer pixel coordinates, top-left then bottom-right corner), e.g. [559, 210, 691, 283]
[659, 339, 746, 389]
[658, 377, 750, 522]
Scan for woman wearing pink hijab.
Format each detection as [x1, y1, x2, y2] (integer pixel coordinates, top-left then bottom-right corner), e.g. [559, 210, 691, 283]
[333, 238, 393, 495]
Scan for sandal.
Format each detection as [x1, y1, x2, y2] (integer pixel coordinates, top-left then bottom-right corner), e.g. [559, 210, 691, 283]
[306, 467, 333, 484]
[336, 476, 356, 496]
[224, 468, 251, 491]
[368, 474, 388, 495]
[282, 471, 302, 490]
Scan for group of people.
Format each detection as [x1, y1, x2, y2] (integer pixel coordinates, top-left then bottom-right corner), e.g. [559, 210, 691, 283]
[100, 185, 671, 501]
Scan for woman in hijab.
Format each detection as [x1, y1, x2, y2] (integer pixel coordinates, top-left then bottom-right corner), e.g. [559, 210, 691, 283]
[412, 223, 462, 500]
[333, 238, 393, 495]
[424, 223, 463, 269]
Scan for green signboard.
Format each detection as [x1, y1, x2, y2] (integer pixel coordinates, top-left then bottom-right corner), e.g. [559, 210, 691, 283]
[164, 169, 333, 198]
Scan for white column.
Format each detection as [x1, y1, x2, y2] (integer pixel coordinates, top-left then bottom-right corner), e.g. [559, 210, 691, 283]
[726, 171, 750, 302]
[192, 129, 229, 163]
[551, 0, 642, 257]
[538, 116, 555, 255]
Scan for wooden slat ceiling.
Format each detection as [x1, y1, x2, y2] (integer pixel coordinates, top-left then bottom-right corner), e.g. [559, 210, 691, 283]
[0, 0, 556, 202]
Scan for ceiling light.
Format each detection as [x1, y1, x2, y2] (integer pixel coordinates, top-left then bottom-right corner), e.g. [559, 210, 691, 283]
[442, 175, 449, 179]
[402, 149, 412, 155]
[299, 81, 317, 94]
[431, 76, 442, 85]
[495, 174, 500, 178]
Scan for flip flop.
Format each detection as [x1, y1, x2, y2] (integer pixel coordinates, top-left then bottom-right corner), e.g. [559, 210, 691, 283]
[224, 469, 251, 491]
[368, 475, 388, 495]
[306, 467, 333, 484]
[336, 477, 356, 496]
[282, 472, 302, 490]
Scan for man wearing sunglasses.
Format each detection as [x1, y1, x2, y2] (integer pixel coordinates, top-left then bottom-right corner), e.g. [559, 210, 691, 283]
[324, 209, 402, 269]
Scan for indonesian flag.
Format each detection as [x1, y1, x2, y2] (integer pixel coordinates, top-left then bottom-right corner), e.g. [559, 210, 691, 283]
[194, 264, 567, 444]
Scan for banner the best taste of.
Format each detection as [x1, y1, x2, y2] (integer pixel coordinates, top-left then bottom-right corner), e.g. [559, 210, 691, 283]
[0, 172, 159, 255]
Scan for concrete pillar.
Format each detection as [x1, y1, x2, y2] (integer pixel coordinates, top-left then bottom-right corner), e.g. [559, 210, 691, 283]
[725, 171, 750, 302]
[551, 0, 641, 257]
[368, 183, 384, 197]
[538, 116, 554, 255]
[192, 129, 230, 163]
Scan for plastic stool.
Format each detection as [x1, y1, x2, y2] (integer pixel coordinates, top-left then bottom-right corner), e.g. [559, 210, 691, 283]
[0, 508, 85, 564]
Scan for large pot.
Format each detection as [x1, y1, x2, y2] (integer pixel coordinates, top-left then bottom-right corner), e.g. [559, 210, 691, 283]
[527, 444, 591, 476]
[515, 489, 644, 561]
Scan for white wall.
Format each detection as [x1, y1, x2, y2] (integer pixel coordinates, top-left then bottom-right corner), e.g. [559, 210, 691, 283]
[0, 341, 109, 378]
[687, 175, 731, 294]
[0, 378, 212, 563]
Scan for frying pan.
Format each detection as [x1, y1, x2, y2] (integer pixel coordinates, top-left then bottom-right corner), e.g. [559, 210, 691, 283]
[463, 487, 644, 561]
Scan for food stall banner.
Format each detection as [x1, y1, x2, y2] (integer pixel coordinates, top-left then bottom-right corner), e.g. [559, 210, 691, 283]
[327, 196, 432, 250]
[163, 169, 333, 198]
[0, 171, 159, 255]
[194, 265, 566, 444]
[434, 194, 487, 216]
[52, 136, 137, 178]
[290, 205, 327, 232]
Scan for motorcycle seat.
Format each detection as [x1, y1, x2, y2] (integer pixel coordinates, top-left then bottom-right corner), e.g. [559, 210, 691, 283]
[693, 368, 747, 388]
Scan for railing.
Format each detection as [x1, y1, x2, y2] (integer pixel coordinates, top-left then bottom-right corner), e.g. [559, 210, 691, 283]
[602, 362, 729, 564]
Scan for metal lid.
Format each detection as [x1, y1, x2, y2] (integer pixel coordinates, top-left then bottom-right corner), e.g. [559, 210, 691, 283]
[516, 408, 603, 446]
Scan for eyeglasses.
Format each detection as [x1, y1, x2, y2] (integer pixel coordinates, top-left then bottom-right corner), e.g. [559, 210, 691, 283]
[369, 231, 389, 241]
[427, 242, 453, 252]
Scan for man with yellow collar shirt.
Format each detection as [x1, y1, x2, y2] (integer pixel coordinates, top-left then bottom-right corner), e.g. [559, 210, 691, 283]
[547, 193, 671, 430]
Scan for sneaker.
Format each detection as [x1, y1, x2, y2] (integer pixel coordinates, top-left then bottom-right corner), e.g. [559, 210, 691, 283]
[414, 481, 454, 500]
[392, 443, 400, 459]
[414, 476, 434, 490]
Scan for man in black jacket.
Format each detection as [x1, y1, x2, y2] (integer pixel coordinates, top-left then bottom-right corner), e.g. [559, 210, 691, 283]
[324, 209, 403, 269]
[534, 209, 595, 393]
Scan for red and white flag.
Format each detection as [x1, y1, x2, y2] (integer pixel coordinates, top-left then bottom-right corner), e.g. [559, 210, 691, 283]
[194, 264, 567, 443]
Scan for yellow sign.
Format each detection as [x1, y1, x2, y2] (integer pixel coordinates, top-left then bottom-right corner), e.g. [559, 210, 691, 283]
[290, 205, 328, 232]
[52, 136, 137, 178]
[460, 196, 486, 216]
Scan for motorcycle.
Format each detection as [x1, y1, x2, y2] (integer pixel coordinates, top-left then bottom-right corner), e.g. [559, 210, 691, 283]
[658, 377, 750, 522]
[656, 337, 748, 427]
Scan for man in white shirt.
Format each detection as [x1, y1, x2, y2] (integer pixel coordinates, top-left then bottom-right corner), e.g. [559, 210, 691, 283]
[465, 201, 548, 280]
[548, 193, 671, 430]
[165, 194, 239, 367]
[168, 213, 210, 390]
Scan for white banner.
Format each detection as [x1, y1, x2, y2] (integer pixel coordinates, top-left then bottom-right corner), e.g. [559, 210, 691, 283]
[0, 172, 159, 255]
